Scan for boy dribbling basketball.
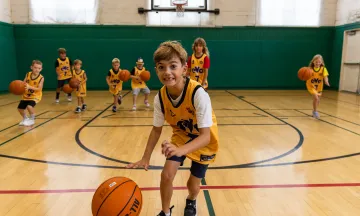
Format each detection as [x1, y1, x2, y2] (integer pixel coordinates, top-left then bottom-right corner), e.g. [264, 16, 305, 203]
[72, 59, 87, 113]
[130, 57, 151, 111]
[18, 60, 44, 126]
[126, 41, 219, 216]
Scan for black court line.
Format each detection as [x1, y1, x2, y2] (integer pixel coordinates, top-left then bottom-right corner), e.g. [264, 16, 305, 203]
[317, 111, 360, 126]
[295, 110, 360, 136]
[0, 111, 49, 133]
[0, 101, 18, 107]
[0, 111, 68, 148]
[74, 91, 133, 165]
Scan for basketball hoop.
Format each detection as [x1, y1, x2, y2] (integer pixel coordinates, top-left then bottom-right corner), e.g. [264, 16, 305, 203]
[172, 0, 188, 17]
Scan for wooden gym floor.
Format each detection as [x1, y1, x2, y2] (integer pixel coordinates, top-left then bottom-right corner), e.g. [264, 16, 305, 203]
[0, 89, 360, 216]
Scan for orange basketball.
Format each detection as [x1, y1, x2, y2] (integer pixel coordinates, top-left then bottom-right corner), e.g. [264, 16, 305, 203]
[92, 176, 143, 216]
[119, 70, 131, 82]
[298, 67, 313, 81]
[69, 78, 80, 88]
[8, 80, 26, 95]
[140, 70, 150, 82]
[62, 84, 73, 93]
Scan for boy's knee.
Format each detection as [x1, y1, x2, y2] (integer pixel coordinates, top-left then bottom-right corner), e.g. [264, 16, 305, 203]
[161, 170, 176, 183]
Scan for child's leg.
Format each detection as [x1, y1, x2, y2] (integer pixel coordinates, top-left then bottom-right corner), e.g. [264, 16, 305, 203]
[184, 161, 209, 215]
[75, 97, 82, 112]
[160, 160, 181, 214]
[56, 80, 64, 102]
[66, 78, 72, 101]
[18, 108, 26, 118]
[132, 89, 139, 110]
[112, 95, 117, 112]
[81, 97, 87, 110]
[312, 93, 321, 119]
[26, 105, 35, 119]
[143, 87, 150, 107]
[78, 97, 82, 107]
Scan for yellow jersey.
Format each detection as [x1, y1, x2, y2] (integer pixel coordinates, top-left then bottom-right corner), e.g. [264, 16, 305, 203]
[73, 70, 87, 97]
[108, 69, 123, 95]
[189, 53, 209, 88]
[56, 57, 72, 80]
[23, 72, 44, 103]
[158, 78, 219, 165]
[306, 66, 329, 95]
[131, 67, 147, 89]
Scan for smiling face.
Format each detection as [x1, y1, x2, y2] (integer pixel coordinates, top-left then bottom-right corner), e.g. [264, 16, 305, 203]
[155, 57, 187, 87]
[195, 44, 203, 54]
[31, 63, 42, 75]
[313, 58, 322, 68]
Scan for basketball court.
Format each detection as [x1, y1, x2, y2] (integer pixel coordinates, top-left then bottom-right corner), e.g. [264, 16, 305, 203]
[0, 89, 360, 215]
[1, 0, 360, 215]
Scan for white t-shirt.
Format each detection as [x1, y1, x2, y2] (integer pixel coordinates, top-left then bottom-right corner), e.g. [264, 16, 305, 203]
[153, 87, 213, 128]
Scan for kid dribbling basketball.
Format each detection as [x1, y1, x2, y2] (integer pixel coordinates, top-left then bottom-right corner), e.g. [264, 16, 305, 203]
[306, 54, 330, 119]
[55, 48, 72, 103]
[130, 57, 151, 111]
[18, 60, 44, 126]
[126, 41, 219, 216]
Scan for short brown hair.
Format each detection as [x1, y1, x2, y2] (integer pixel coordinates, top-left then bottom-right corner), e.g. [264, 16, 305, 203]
[58, 48, 66, 54]
[32, 60, 43, 65]
[74, 59, 82, 65]
[153, 41, 187, 65]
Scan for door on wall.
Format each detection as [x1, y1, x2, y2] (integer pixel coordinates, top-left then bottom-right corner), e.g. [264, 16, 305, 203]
[340, 29, 360, 94]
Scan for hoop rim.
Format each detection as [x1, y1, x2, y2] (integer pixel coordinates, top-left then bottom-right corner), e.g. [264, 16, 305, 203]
[172, 0, 188, 6]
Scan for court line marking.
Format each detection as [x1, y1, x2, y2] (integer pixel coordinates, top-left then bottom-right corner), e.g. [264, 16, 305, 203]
[87, 124, 286, 127]
[1, 183, 360, 194]
[0, 111, 49, 133]
[0, 101, 18, 107]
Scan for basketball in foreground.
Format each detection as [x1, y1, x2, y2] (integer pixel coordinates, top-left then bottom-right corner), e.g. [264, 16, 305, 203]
[298, 67, 313, 81]
[92, 176, 142, 216]
[8, 80, 26, 95]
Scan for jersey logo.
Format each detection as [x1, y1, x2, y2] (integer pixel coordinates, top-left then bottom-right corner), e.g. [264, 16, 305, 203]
[200, 154, 216, 161]
[186, 107, 195, 116]
[61, 65, 69, 71]
[311, 78, 322, 84]
[200, 61, 203, 64]
[192, 66, 203, 73]
[177, 118, 199, 134]
[170, 110, 176, 117]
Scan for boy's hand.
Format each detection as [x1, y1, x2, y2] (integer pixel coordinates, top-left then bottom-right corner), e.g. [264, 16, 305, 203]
[161, 140, 185, 158]
[25, 83, 32, 90]
[126, 158, 150, 171]
[325, 81, 330, 87]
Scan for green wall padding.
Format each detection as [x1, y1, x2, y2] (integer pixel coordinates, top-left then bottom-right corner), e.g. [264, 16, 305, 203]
[0, 22, 18, 92]
[13, 25, 335, 90]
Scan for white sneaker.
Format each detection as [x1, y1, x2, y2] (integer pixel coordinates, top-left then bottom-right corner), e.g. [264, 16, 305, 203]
[132, 105, 137, 111]
[55, 99, 59, 103]
[67, 96, 72, 102]
[19, 118, 28, 126]
[24, 119, 35, 126]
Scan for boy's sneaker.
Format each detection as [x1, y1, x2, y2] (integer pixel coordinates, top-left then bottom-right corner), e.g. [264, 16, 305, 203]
[75, 107, 82, 113]
[184, 199, 197, 216]
[157, 206, 174, 216]
[118, 95, 122, 105]
[24, 118, 35, 126]
[82, 104, 87, 110]
[132, 105, 137, 111]
[312, 111, 320, 119]
[19, 117, 28, 126]
[144, 99, 150, 107]
[112, 106, 117, 112]
[67, 95, 72, 102]
[55, 99, 59, 103]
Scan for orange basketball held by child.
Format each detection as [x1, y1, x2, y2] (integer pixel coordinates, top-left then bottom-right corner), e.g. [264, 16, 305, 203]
[69, 77, 80, 88]
[62, 84, 73, 94]
[8, 80, 26, 95]
[91, 176, 143, 216]
[298, 67, 313, 81]
[139, 70, 150, 82]
[119, 70, 131, 82]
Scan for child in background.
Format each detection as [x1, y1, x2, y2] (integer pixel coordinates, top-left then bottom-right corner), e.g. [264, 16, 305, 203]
[130, 57, 151, 111]
[306, 54, 330, 119]
[72, 59, 88, 113]
[18, 60, 44, 126]
[106, 58, 123, 112]
[55, 48, 72, 103]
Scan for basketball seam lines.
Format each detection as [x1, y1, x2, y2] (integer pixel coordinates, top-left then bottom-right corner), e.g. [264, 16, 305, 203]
[96, 180, 132, 216]
[117, 185, 138, 216]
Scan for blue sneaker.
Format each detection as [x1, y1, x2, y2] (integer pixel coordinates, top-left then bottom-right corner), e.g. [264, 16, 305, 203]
[313, 111, 320, 119]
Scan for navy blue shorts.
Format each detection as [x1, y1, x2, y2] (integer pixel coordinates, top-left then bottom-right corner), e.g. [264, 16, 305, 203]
[57, 78, 71, 88]
[167, 155, 209, 179]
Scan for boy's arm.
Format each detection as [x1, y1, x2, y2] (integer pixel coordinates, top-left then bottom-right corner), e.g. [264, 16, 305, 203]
[55, 60, 60, 77]
[82, 72, 88, 84]
[106, 71, 111, 85]
[202, 56, 210, 85]
[27, 77, 44, 92]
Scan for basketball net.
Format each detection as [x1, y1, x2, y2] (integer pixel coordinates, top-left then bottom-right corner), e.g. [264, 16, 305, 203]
[172, 0, 187, 17]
